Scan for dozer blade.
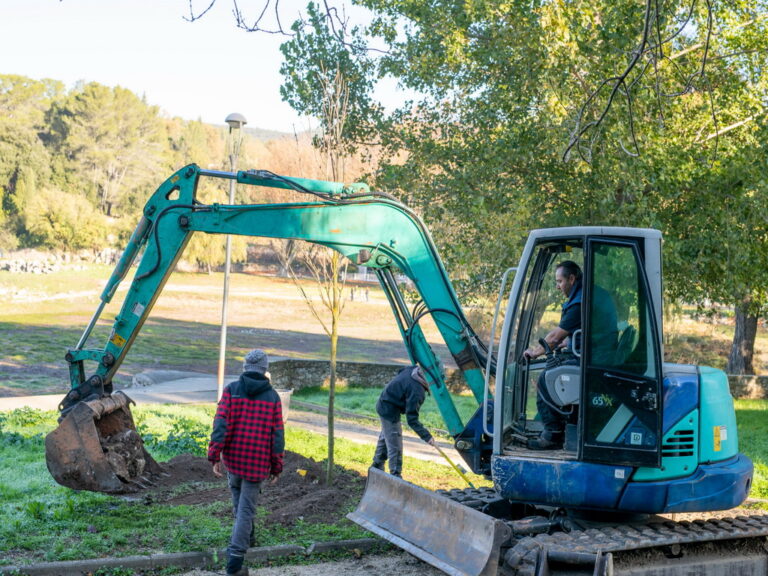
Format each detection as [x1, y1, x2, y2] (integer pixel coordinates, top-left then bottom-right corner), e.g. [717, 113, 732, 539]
[348, 467, 511, 576]
[45, 391, 164, 493]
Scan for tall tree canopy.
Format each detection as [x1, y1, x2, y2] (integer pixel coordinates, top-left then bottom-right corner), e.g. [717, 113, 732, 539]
[276, 0, 768, 367]
[46, 82, 168, 217]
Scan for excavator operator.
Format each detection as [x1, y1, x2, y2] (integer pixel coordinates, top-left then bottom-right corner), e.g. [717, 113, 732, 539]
[523, 260, 618, 449]
[523, 260, 584, 450]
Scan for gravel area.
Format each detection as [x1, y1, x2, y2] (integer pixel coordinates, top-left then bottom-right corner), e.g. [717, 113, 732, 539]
[181, 551, 443, 576]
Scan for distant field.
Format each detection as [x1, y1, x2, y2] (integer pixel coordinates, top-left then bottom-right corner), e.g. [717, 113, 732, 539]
[0, 265, 443, 396]
[1, 264, 766, 396]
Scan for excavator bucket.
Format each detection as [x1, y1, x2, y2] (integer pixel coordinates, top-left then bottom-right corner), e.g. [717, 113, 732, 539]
[45, 391, 164, 493]
[348, 467, 511, 576]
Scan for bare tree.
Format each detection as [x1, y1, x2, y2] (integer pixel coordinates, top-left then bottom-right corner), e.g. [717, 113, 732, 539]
[563, 0, 716, 163]
[183, 0, 350, 37]
[275, 66, 351, 485]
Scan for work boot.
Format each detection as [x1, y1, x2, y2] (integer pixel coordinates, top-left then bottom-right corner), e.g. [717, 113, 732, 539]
[227, 554, 248, 576]
[528, 434, 563, 450]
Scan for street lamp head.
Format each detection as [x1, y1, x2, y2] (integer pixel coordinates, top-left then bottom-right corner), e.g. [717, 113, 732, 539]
[225, 112, 247, 131]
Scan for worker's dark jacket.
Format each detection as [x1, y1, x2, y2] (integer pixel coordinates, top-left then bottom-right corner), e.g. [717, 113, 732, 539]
[559, 280, 619, 365]
[208, 372, 285, 482]
[376, 366, 433, 443]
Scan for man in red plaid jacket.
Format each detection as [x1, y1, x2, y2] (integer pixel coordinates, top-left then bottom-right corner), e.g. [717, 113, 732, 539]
[208, 349, 284, 576]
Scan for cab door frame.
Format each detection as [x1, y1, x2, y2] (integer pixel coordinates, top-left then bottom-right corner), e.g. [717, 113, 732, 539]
[579, 236, 664, 468]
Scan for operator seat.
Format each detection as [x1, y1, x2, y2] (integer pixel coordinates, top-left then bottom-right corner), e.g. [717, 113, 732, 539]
[544, 363, 581, 407]
[544, 324, 634, 409]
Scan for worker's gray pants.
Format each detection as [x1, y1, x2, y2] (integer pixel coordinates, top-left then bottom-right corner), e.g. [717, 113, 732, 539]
[372, 417, 403, 476]
[227, 472, 262, 558]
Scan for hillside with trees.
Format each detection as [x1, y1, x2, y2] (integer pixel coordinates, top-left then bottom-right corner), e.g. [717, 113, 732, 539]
[0, 73, 372, 263]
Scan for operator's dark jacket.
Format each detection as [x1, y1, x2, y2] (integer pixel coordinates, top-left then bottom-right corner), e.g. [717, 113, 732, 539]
[208, 372, 285, 482]
[376, 366, 433, 443]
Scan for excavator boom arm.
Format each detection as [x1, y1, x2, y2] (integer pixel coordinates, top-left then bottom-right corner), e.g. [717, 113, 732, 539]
[66, 164, 487, 436]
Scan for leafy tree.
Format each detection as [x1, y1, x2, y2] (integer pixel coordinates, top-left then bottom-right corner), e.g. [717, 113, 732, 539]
[279, 1, 382, 152]
[278, 46, 357, 482]
[46, 82, 168, 217]
[23, 188, 107, 250]
[186, 0, 768, 375]
[275, 0, 768, 372]
[166, 117, 226, 169]
[0, 75, 61, 246]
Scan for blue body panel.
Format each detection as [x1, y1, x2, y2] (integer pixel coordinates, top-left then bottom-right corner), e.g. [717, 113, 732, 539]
[491, 453, 752, 513]
[491, 365, 751, 513]
[620, 454, 753, 513]
[491, 456, 633, 510]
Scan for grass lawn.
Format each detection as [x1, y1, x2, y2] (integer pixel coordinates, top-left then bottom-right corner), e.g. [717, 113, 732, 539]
[3, 396, 768, 567]
[3, 264, 768, 398]
[0, 265, 441, 396]
[293, 384, 480, 434]
[0, 403, 488, 568]
[734, 399, 768, 498]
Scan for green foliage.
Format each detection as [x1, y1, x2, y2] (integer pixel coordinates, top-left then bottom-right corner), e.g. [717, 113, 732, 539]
[24, 500, 46, 521]
[1, 406, 49, 427]
[94, 567, 134, 576]
[0, 74, 239, 252]
[23, 187, 108, 250]
[277, 1, 768, 371]
[143, 416, 211, 458]
[46, 82, 169, 218]
[734, 399, 768, 498]
[133, 404, 216, 459]
[280, 2, 382, 153]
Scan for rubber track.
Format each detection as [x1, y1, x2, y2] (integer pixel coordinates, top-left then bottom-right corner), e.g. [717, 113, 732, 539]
[437, 488, 768, 575]
[505, 514, 768, 574]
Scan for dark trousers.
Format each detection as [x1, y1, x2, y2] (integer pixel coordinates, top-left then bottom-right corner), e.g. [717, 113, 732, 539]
[372, 417, 403, 476]
[536, 371, 567, 441]
[227, 472, 262, 558]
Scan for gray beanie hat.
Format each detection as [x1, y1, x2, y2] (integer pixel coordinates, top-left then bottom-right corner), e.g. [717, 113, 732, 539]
[243, 349, 269, 374]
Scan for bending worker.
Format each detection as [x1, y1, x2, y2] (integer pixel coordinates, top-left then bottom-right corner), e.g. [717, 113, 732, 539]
[372, 365, 436, 477]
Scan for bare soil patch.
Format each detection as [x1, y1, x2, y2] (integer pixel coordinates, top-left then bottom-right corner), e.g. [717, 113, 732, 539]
[138, 451, 365, 526]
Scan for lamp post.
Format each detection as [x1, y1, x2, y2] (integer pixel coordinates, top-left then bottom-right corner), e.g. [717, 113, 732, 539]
[217, 112, 247, 400]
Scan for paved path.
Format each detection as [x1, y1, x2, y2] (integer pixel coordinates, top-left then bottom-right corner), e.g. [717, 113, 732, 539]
[0, 374, 467, 469]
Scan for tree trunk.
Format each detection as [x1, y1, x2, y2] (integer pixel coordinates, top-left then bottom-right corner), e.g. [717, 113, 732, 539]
[325, 252, 343, 486]
[272, 239, 299, 278]
[326, 316, 338, 486]
[727, 301, 758, 375]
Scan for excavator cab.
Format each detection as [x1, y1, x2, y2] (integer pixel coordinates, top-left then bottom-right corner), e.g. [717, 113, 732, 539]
[498, 229, 664, 471]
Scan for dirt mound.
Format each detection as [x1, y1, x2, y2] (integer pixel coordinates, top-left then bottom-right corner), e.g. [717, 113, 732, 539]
[138, 452, 365, 526]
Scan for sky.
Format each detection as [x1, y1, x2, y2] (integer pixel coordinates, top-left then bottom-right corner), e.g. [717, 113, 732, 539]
[0, 0, 403, 133]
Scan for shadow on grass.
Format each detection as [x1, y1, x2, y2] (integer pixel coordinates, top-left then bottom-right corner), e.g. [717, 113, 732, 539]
[0, 317, 446, 396]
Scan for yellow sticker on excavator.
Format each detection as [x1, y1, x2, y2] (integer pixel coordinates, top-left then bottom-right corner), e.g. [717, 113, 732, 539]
[713, 426, 722, 451]
[110, 332, 127, 348]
